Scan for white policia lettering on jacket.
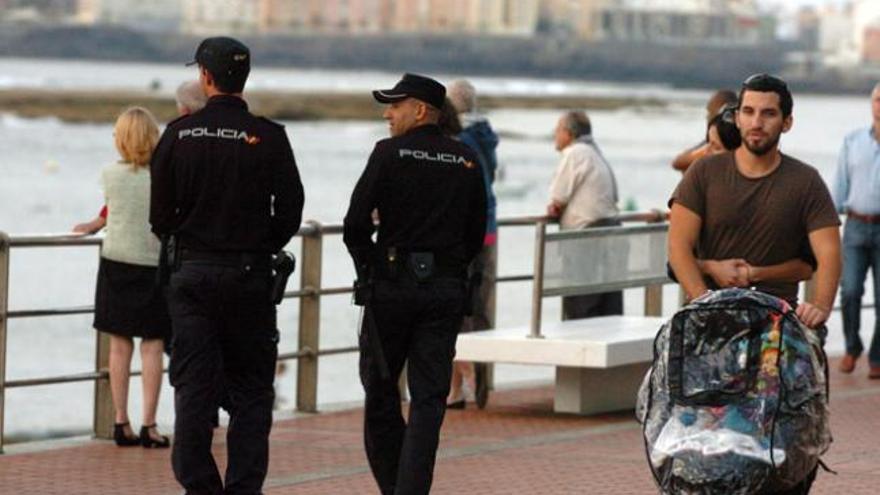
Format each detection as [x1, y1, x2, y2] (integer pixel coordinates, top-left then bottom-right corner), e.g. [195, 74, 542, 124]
[178, 127, 261, 145]
[399, 149, 474, 168]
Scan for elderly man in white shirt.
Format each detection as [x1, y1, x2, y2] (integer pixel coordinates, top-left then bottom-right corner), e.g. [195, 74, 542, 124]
[547, 110, 622, 319]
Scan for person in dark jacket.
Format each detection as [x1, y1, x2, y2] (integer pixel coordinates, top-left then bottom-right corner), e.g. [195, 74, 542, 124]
[150, 36, 304, 495]
[344, 73, 487, 495]
[446, 79, 499, 409]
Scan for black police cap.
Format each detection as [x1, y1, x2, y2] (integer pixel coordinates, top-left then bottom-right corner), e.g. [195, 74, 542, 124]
[186, 36, 251, 78]
[373, 73, 446, 110]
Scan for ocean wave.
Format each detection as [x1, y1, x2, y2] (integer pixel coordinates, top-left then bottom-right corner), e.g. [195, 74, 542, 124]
[0, 112, 63, 129]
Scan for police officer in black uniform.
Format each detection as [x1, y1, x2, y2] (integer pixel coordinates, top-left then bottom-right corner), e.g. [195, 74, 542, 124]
[150, 37, 304, 495]
[343, 73, 487, 495]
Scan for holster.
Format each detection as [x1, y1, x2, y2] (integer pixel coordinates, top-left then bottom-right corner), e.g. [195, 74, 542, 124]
[156, 234, 179, 287]
[270, 251, 296, 305]
[350, 272, 389, 381]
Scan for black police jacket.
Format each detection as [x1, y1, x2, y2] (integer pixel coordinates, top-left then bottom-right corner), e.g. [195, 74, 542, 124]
[343, 124, 487, 271]
[150, 95, 304, 253]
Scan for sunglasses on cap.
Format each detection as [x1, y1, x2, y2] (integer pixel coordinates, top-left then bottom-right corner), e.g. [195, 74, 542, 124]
[714, 103, 738, 125]
[742, 73, 788, 91]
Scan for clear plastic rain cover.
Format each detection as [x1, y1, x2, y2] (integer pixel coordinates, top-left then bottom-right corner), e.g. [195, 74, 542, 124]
[636, 288, 831, 494]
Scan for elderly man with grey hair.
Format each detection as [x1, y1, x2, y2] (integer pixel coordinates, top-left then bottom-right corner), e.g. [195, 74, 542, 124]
[176, 80, 208, 116]
[833, 82, 880, 378]
[548, 110, 622, 319]
[446, 79, 499, 409]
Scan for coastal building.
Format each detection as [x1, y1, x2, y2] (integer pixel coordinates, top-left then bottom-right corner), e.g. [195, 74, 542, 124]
[537, 0, 610, 40]
[817, 4, 855, 63]
[593, 0, 769, 46]
[76, 0, 180, 32]
[854, 0, 880, 64]
[794, 6, 820, 51]
[181, 0, 259, 35]
[864, 24, 880, 65]
[257, 0, 395, 34]
[257, 0, 540, 37]
[0, 0, 77, 23]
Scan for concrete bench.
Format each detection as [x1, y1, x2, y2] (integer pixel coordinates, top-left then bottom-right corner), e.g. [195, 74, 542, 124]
[455, 222, 670, 415]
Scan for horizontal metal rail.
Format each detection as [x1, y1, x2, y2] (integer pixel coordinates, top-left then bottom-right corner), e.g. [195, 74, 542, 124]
[4, 344, 363, 389]
[0, 211, 858, 371]
[0, 211, 674, 449]
[0, 209, 863, 450]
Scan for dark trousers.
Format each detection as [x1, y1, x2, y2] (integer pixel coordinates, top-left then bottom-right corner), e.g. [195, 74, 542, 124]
[168, 262, 279, 495]
[562, 291, 623, 320]
[840, 217, 880, 365]
[360, 276, 466, 495]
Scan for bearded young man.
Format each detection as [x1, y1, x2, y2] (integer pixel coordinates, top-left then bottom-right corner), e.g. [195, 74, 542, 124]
[668, 74, 841, 333]
[667, 72, 841, 495]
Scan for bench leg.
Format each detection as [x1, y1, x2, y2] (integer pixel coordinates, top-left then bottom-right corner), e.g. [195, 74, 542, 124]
[554, 363, 650, 415]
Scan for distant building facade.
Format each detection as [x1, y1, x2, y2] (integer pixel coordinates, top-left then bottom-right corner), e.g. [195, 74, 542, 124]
[864, 25, 880, 65]
[594, 0, 768, 46]
[181, 0, 258, 35]
[1, 0, 77, 23]
[537, 0, 609, 40]
[76, 0, 180, 31]
[181, 0, 538, 36]
[854, 0, 880, 63]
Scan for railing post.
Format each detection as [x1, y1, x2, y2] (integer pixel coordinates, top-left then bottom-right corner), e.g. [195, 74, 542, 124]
[0, 232, 10, 452]
[92, 239, 113, 440]
[484, 243, 498, 391]
[297, 221, 322, 413]
[529, 221, 546, 339]
[93, 331, 113, 439]
[644, 285, 663, 317]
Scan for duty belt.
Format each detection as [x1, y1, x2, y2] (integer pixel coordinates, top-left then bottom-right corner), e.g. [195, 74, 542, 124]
[180, 249, 271, 269]
[373, 247, 466, 280]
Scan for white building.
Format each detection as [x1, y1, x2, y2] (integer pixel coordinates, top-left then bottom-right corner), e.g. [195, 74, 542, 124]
[854, 0, 880, 62]
[818, 6, 854, 55]
[77, 0, 181, 32]
[181, 0, 260, 35]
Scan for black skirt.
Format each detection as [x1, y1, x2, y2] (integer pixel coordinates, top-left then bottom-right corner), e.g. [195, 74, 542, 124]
[93, 257, 171, 340]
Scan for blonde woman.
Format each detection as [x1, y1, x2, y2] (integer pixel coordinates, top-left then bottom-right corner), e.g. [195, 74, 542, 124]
[93, 107, 170, 448]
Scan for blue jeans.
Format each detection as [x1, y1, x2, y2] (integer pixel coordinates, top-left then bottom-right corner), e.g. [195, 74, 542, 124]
[840, 217, 880, 366]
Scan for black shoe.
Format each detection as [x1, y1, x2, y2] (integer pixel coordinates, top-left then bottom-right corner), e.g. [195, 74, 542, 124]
[113, 422, 140, 447]
[446, 399, 466, 410]
[139, 424, 170, 449]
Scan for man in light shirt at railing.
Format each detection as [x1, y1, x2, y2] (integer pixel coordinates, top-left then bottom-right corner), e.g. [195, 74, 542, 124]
[546, 110, 623, 319]
[832, 82, 880, 378]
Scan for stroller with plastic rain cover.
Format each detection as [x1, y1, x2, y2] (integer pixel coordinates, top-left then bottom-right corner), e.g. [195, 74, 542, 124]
[636, 288, 831, 494]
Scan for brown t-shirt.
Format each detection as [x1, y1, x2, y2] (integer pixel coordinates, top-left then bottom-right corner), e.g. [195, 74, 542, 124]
[670, 152, 840, 300]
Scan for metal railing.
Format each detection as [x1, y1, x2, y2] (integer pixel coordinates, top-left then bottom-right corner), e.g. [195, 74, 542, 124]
[0, 210, 666, 452]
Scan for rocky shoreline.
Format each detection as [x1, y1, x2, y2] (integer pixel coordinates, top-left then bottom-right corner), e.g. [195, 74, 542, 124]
[0, 89, 665, 124]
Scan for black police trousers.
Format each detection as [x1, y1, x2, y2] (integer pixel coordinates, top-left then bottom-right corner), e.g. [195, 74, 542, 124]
[168, 262, 278, 495]
[360, 276, 466, 495]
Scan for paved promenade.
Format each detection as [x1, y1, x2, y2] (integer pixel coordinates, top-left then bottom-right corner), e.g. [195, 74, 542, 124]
[1, 361, 879, 494]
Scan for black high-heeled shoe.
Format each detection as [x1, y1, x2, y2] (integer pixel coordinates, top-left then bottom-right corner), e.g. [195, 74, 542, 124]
[446, 399, 466, 410]
[113, 422, 141, 447]
[139, 424, 170, 449]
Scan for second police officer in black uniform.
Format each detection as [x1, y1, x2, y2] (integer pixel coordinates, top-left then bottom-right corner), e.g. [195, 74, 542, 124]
[343, 73, 487, 495]
[150, 37, 304, 495]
